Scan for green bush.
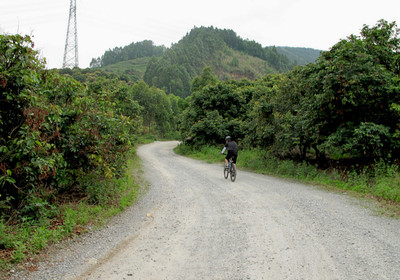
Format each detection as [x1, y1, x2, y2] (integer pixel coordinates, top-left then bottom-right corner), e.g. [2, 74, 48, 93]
[0, 34, 141, 222]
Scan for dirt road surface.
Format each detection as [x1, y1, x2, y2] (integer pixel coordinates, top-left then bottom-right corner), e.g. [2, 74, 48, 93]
[14, 141, 400, 280]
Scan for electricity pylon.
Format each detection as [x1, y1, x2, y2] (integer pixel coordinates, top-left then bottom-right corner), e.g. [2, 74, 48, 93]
[62, 0, 79, 68]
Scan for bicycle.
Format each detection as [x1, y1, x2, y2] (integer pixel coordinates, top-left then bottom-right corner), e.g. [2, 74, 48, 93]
[224, 157, 237, 182]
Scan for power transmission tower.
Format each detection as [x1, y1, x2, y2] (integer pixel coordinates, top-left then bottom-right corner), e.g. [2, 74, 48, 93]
[62, 0, 79, 68]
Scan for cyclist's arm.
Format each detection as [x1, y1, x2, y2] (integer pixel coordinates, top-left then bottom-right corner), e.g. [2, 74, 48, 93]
[221, 147, 226, 154]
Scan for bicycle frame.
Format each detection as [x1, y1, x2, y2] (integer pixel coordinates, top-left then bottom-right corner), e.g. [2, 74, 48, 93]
[224, 157, 236, 182]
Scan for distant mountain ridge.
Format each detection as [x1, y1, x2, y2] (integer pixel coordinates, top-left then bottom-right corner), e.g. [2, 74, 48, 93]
[275, 46, 322, 66]
[91, 26, 322, 97]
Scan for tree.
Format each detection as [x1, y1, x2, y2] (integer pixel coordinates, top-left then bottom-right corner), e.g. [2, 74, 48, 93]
[1, 35, 141, 219]
[0, 35, 65, 213]
[191, 66, 219, 93]
[179, 68, 254, 145]
[130, 81, 175, 136]
[272, 19, 400, 162]
[242, 74, 286, 149]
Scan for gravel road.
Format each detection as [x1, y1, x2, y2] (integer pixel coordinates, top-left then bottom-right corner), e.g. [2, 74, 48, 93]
[11, 141, 400, 280]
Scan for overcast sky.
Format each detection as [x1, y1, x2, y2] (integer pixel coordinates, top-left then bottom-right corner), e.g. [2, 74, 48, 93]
[1, 0, 399, 69]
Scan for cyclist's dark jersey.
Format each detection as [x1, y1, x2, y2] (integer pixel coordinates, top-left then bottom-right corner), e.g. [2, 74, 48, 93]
[225, 141, 238, 156]
[224, 141, 238, 164]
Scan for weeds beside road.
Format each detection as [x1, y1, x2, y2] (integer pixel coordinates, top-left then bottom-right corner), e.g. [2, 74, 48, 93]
[0, 148, 145, 276]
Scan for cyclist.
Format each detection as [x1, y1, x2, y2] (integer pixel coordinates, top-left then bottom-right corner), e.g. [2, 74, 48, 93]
[221, 136, 238, 168]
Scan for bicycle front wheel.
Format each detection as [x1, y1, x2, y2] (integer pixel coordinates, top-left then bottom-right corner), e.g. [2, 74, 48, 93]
[224, 166, 229, 179]
[230, 164, 236, 182]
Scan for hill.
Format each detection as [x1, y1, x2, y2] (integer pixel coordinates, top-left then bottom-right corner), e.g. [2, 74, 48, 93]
[91, 27, 323, 97]
[276, 46, 322, 66]
[142, 26, 300, 97]
[89, 40, 165, 81]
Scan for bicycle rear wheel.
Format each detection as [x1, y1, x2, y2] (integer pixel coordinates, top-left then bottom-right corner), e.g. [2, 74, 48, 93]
[230, 164, 236, 182]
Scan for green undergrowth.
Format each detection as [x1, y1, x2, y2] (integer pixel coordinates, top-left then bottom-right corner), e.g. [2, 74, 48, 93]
[137, 133, 180, 145]
[174, 144, 223, 163]
[0, 149, 145, 274]
[174, 143, 400, 217]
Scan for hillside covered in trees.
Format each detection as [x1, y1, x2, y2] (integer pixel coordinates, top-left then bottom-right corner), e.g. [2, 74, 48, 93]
[276, 46, 322, 66]
[91, 26, 321, 97]
[90, 40, 165, 68]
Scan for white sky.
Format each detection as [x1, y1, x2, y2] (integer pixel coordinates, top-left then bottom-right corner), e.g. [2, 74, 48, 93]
[1, 0, 399, 69]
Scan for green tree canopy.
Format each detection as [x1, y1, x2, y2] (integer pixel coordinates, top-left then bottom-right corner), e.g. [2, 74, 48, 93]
[270, 19, 400, 161]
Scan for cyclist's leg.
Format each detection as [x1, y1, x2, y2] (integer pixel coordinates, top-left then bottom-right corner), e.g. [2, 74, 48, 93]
[225, 152, 232, 167]
[232, 154, 237, 164]
[231, 155, 237, 173]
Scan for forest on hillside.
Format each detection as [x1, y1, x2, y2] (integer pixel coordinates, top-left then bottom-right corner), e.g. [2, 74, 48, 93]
[276, 46, 322, 65]
[90, 26, 320, 97]
[89, 40, 166, 68]
[143, 27, 295, 97]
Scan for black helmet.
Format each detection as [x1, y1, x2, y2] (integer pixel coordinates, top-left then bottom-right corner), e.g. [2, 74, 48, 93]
[225, 136, 231, 141]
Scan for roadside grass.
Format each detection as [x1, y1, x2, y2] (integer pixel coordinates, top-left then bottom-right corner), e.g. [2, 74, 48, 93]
[0, 148, 146, 274]
[137, 134, 158, 144]
[174, 143, 400, 217]
[174, 144, 223, 163]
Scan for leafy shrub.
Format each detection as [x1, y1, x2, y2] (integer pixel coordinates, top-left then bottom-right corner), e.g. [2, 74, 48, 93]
[0, 34, 140, 222]
[1, 34, 65, 218]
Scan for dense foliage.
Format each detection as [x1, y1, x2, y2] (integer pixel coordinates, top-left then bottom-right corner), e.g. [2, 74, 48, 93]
[274, 19, 400, 163]
[180, 20, 400, 168]
[0, 35, 136, 221]
[179, 70, 284, 147]
[0, 35, 183, 224]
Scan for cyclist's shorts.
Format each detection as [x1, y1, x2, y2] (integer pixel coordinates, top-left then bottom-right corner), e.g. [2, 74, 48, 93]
[226, 151, 237, 164]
